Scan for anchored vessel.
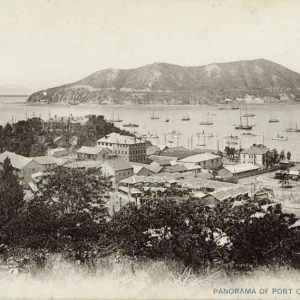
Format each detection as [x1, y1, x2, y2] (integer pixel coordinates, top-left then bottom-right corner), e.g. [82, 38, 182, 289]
[123, 122, 139, 128]
[199, 112, 213, 125]
[272, 134, 288, 141]
[109, 113, 123, 123]
[268, 112, 279, 123]
[151, 110, 160, 120]
[235, 115, 256, 130]
[182, 112, 190, 121]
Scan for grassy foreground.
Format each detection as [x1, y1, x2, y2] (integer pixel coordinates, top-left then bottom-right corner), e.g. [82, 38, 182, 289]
[0, 254, 299, 299]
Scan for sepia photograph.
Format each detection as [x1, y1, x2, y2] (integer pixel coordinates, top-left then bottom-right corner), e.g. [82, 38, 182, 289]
[1, 0, 300, 299]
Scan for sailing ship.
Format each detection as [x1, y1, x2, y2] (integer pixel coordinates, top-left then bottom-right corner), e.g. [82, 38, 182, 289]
[109, 113, 123, 123]
[182, 112, 190, 121]
[272, 134, 288, 141]
[123, 122, 139, 128]
[165, 113, 170, 123]
[196, 130, 213, 138]
[234, 115, 256, 130]
[196, 134, 206, 147]
[199, 112, 213, 125]
[243, 108, 255, 117]
[286, 121, 300, 132]
[151, 110, 160, 120]
[268, 112, 279, 123]
[169, 130, 182, 136]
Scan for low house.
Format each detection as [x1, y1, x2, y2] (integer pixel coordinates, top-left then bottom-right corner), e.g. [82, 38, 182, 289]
[131, 162, 163, 175]
[223, 163, 261, 178]
[132, 164, 154, 176]
[0, 151, 61, 185]
[179, 153, 222, 170]
[76, 146, 113, 161]
[101, 158, 134, 184]
[240, 144, 268, 166]
[63, 160, 104, 170]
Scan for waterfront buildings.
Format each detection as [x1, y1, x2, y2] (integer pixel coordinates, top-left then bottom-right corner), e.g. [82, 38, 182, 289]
[96, 133, 146, 163]
[240, 144, 268, 165]
[76, 146, 114, 161]
[179, 153, 222, 170]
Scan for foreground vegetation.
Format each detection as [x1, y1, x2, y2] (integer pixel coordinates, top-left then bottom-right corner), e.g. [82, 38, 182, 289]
[1, 160, 300, 281]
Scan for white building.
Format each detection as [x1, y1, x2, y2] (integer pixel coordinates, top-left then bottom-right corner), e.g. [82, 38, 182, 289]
[179, 153, 222, 170]
[240, 144, 268, 166]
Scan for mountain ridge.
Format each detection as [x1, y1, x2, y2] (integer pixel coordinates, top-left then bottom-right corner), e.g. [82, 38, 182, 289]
[27, 59, 300, 105]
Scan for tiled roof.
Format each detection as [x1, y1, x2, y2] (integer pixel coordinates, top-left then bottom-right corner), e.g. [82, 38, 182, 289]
[103, 158, 133, 171]
[77, 146, 110, 155]
[0, 151, 32, 170]
[179, 153, 221, 163]
[32, 156, 60, 165]
[63, 160, 103, 169]
[97, 133, 145, 145]
[165, 164, 188, 173]
[224, 163, 260, 174]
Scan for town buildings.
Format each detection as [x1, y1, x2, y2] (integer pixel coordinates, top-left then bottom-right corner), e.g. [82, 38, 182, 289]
[96, 133, 146, 163]
[42, 115, 89, 132]
[76, 146, 115, 161]
[240, 144, 268, 165]
[101, 158, 134, 184]
[179, 153, 222, 170]
[0, 151, 62, 185]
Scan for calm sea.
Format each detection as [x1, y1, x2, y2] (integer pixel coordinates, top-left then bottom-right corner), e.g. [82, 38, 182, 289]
[1, 97, 300, 159]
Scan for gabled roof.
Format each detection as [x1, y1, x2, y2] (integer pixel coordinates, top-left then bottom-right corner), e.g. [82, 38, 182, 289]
[179, 153, 221, 163]
[165, 164, 188, 173]
[63, 160, 103, 169]
[32, 156, 59, 165]
[77, 146, 110, 155]
[131, 162, 163, 174]
[224, 163, 260, 174]
[103, 158, 133, 171]
[0, 151, 32, 170]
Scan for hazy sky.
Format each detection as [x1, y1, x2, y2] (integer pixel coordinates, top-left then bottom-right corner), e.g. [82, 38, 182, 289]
[1, 0, 300, 92]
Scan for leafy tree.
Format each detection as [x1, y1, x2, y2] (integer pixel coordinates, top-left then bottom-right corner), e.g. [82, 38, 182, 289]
[9, 167, 112, 250]
[0, 158, 25, 232]
[280, 150, 286, 161]
[287, 151, 291, 161]
[272, 148, 279, 164]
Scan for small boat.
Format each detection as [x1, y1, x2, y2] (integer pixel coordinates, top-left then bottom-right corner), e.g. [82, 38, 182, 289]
[272, 134, 288, 141]
[151, 110, 160, 120]
[199, 112, 213, 125]
[182, 112, 190, 121]
[286, 121, 300, 132]
[109, 113, 123, 123]
[169, 130, 181, 136]
[123, 122, 139, 128]
[269, 112, 279, 123]
[242, 132, 257, 137]
[165, 112, 170, 122]
[231, 107, 239, 110]
[225, 134, 239, 140]
[226, 140, 238, 145]
[218, 107, 226, 110]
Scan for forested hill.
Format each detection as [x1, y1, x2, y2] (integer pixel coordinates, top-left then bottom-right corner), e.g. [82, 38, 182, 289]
[27, 59, 300, 105]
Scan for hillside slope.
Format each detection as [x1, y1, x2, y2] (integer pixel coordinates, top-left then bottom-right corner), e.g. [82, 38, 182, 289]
[28, 59, 300, 105]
